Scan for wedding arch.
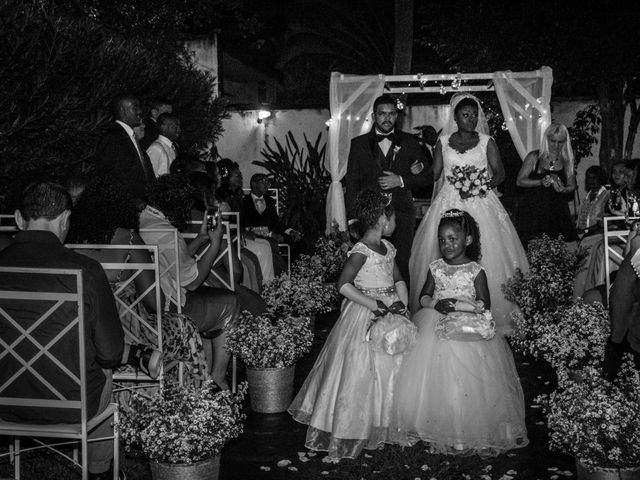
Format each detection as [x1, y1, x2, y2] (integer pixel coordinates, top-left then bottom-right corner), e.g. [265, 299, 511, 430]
[325, 66, 554, 233]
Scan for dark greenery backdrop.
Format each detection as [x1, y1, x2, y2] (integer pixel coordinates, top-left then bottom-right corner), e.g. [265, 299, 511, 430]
[0, 0, 227, 206]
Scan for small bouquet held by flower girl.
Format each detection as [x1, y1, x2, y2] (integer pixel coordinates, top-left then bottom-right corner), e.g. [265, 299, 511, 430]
[446, 165, 491, 200]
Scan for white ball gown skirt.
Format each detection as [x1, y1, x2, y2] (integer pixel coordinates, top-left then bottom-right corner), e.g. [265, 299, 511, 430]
[391, 307, 529, 456]
[288, 293, 403, 460]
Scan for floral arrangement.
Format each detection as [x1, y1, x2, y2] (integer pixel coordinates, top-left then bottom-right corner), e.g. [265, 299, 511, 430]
[504, 235, 588, 355]
[446, 165, 491, 200]
[538, 360, 640, 469]
[225, 312, 314, 368]
[292, 231, 352, 283]
[504, 235, 587, 318]
[512, 299, 609, 369]
[119, 380, 247, 464]
[262, 273, 334, 318]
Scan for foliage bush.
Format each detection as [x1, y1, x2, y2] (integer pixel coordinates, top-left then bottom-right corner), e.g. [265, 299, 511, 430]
[254, 131, 329, 248]
[568, 104, 601, 166]
[503, 234, 588, 356]
[0, 0, 226, 206]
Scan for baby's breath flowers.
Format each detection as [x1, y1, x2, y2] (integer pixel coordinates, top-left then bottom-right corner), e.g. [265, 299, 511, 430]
[119, 380, 247, 464]
[538, 359, 640, 470]
[226, 313, 313, 368]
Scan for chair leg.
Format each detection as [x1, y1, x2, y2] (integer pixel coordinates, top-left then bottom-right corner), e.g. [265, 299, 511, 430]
[82, 437, 88, 480]
[13, 437, 20, 480]
[113, 408, 120, 480]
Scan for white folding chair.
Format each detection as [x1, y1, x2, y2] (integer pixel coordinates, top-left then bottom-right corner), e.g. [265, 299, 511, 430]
[0, 267, 119, 480]
[67, 244, 164, 388]
[604, 216, 639, 303]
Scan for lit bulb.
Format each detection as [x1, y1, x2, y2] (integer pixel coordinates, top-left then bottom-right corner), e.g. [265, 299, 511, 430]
[257, 110, 271, 120]
[325, 119, 332, 127]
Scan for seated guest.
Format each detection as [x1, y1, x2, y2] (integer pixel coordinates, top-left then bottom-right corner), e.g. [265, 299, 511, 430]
[574, 163, 640, 298]
[604, 227, 640, 380]
[217, 159, 286, 275]
[146, 113, 181, 177]
[576, 166, 609, 239]
[139, 174, 241, 389]
[0, 182, 123, 479]
[66, 176, 164, 378]
[243, 173, 302, 244]
[188, 169, 274, 288]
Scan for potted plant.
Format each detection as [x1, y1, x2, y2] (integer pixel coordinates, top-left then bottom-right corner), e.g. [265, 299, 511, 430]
[292, 229, 352, 312]
[120, 380, 247, 480]
[504, 234, 588, 354]
[512, 299, 610, 372]
[538, 360, 640, 479]
[225, 312, 313, 413]
[262, 272, 334, 330]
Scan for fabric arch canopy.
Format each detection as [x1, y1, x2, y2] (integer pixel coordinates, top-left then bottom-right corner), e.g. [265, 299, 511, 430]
[325, 67, 553, 233]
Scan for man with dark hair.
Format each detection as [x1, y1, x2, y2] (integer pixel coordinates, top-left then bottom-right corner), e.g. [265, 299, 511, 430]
[0, 181, 124, 479]
[243, 173, 301, 243]
[140, 97, 173, 150]
[95, 93, 155, 208]
[146, 113, 181, 177]
[345, 94, 431, 284]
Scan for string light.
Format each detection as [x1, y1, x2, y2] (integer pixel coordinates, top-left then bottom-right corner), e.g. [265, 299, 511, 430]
[451, 73, 462, 90]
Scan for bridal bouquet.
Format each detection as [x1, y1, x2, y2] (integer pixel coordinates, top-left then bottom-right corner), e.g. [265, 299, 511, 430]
[446, 165, 491, 200]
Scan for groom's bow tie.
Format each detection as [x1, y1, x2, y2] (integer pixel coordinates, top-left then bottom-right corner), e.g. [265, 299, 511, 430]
[375, 132, 394, 143]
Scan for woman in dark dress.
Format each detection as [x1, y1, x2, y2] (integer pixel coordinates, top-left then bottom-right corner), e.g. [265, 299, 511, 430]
[515, 123, 578, 248]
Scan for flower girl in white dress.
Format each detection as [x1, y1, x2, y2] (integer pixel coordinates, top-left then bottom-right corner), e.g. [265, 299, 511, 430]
[393, 209, 528, 456]
[289, 189, 415, 460]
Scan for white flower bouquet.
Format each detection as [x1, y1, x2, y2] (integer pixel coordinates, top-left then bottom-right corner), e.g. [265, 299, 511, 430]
[119, 380, 247, 464]
[503, 234, 588, 355]
[512, 299, 609, 369]
[225, 312, 314, 368]
[262, 273, 334, 318]
[446, 164, 491, 200]
[538, 360, 640, 469]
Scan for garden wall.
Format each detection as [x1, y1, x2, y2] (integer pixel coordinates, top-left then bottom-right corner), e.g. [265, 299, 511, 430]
[216, 100, 640, 202]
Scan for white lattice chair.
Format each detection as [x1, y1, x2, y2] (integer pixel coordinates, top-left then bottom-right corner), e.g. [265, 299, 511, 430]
[0, 267, 119, 480]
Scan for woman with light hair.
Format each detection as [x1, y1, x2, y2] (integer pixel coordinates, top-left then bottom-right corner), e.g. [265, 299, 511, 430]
[515, 123, 578, 247]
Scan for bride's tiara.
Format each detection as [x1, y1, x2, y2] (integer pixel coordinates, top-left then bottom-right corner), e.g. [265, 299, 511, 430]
[441, 210, 464, 218]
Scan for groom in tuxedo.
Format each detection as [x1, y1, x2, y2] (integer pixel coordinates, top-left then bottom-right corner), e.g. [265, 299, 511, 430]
[345, 94, 431, 285]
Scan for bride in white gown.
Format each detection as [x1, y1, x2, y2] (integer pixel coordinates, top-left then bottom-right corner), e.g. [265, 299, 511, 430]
[409, 94, 528, 335]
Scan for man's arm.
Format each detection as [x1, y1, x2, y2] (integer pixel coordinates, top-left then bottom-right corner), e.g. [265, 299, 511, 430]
[399, 137, 431, 192]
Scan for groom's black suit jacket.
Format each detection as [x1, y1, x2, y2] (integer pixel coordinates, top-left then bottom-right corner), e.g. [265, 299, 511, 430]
[345, 129, 431, 285]
[345, 130, 430, 218]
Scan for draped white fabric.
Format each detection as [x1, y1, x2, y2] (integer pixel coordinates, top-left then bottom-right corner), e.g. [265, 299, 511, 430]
[325, 72, 385, 234]
[493, 67, 553, 160]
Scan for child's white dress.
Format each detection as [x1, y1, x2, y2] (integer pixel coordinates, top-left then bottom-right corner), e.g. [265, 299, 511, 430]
[392, 259, 528, 456]
[288, 240, 404, 460]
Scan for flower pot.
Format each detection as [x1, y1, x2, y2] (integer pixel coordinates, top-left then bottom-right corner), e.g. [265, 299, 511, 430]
[576, 459, 640, 480]
[150, 456, 220, 480]
[246, 365, 295, 413]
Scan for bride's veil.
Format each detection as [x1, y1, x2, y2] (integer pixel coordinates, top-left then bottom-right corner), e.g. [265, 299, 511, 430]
[441, 93, 490, 136]
[431, 94, 492, 201]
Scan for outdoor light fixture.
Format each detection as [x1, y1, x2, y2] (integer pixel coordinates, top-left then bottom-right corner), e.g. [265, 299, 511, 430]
[257, 109, 272, 124]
